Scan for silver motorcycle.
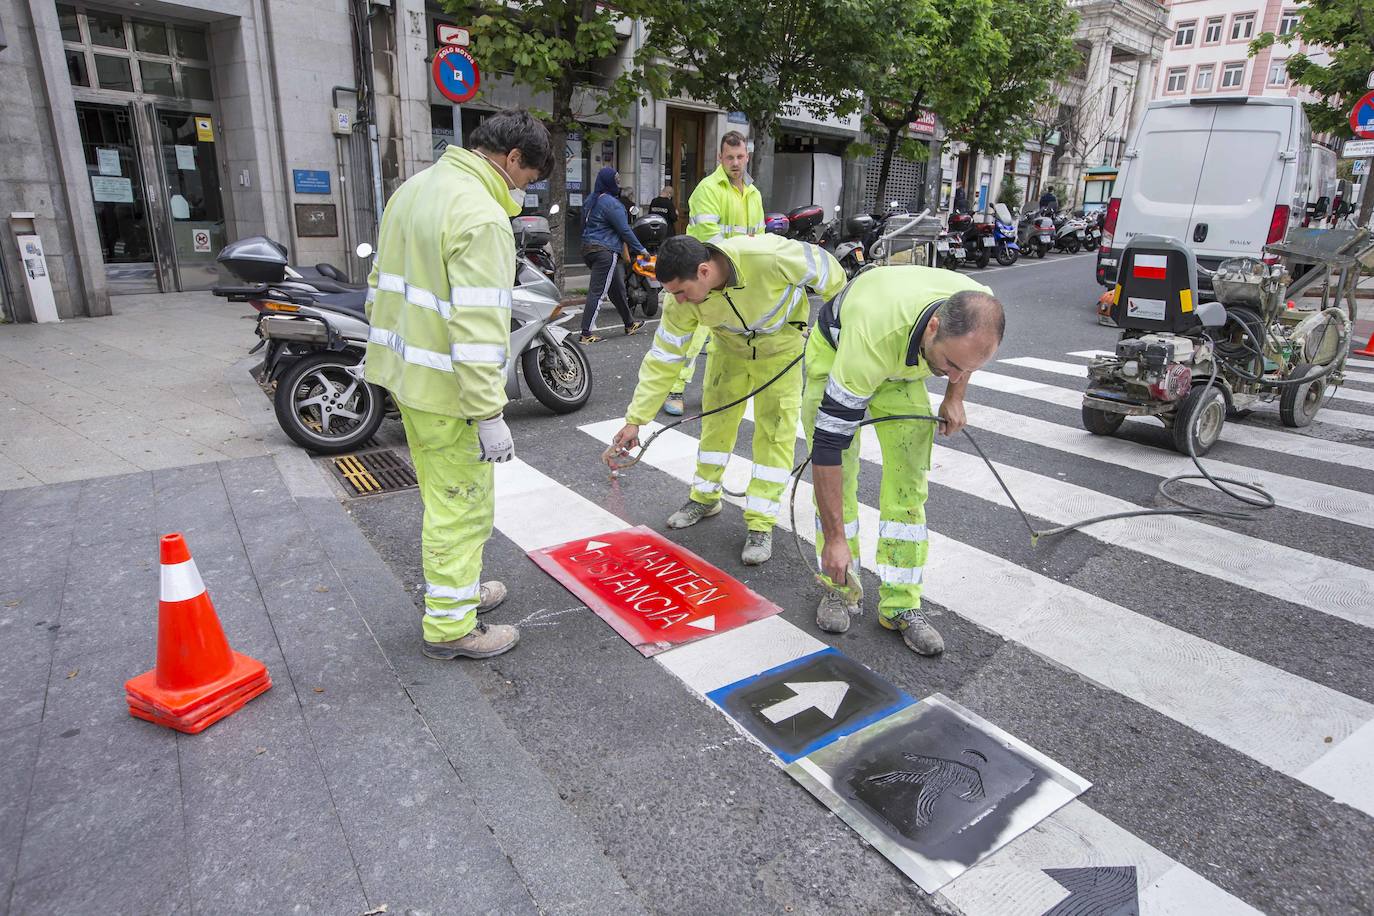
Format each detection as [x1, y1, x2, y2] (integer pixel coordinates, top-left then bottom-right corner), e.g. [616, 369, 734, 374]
[214, 220, 589, 454]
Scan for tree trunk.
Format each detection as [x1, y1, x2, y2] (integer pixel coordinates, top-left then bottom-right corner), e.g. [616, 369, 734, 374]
[964, 147, 980, 208]
[875, 123, 903, 212]
[751, 123, 775, 208]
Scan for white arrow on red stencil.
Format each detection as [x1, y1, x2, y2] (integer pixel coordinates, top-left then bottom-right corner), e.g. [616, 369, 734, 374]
[760, 681, 849, 723]
[685, 615, 716, 631]
[584, 540, 609, 551]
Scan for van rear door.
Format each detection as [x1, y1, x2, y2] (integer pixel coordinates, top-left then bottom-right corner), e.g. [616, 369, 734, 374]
[1189, 101, 1294, 260]
[1116, 103, 1217, 249]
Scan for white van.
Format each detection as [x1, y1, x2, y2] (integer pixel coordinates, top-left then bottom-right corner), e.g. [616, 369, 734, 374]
[1096, 97, 1312, 293]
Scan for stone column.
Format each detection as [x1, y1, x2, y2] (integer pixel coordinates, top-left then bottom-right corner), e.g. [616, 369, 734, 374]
[1125, 54, 1158, 145]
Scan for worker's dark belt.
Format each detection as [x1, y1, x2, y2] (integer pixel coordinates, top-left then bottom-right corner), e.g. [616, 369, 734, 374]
[817, 289, 846, 349]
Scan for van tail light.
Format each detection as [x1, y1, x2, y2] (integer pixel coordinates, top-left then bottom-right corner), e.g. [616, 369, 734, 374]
[1264, 204, 1289, 264]
[1100, 198, 1121, 251]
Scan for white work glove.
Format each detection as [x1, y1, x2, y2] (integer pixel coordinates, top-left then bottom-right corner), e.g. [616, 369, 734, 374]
[477, 414, 515, 463]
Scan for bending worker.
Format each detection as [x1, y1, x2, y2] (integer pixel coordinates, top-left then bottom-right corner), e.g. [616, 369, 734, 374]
[806, 266, 1005, 656]
[365, 109, 554, 661]
[663, 131, 766, 417]
[606, 233, 844, 566]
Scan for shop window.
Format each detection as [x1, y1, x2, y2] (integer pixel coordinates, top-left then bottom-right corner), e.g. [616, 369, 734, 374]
[94, 54, 134, 92]
[133, 21, 169, 55]
[139, 60, 175, 96]
[87, 10, 126, 48]
[66, 49, 90, 87]
[182, 67, 213, 100]
[58, 4, 82, 42]
[175, 27, 209, 60]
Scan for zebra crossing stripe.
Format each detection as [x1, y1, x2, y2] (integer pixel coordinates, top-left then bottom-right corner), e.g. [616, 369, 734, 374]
[579, 418, 1374, 818]
[532, 426, 1264, 914]
[1003, 356, 1374, 427]
[924, 392, 1374, 532]
[968, 370, 1374, 472]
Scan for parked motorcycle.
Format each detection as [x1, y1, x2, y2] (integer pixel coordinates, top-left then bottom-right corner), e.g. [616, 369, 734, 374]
[1046, 206, 1087, 253]
[1017, 208, 1055, 258]
[512, 215, 556, 281]
[1081, 209, 1103, 251]
[764, 212, 791, 235]
[825, 208, 874, 279]
[763, 204, 827, 242]
[948, 210, 994, 269]
[991, 203, 1020, 266]
[624, 209, 670, 319]
[934, 225, 968, 269]
[213, 225, 589, 454]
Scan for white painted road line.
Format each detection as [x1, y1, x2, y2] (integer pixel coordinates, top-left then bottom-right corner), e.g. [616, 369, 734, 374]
[581, 417, 1374, 817]
[576, 418, 1267, 915]
[1004, 356, 1374, 428]
[967, 370, 1374, 472]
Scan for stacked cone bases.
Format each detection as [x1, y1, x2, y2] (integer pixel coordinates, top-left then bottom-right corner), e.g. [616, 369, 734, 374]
[124, 533, 271, 734]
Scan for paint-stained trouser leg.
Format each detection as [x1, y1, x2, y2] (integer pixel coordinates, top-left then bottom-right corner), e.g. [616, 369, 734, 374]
[690, 346, 749, 507]
[869, 380, 934, 620]
[802, 344, 861, 585]
[742, 345, 803, 532]
[399, 404, 492, 643]
[675, 326, 710, 390]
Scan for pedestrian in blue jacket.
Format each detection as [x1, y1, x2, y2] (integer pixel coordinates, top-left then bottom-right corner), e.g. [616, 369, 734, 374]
[580, 166, 647, 342]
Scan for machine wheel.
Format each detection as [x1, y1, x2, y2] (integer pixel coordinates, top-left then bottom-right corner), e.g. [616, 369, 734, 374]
[522, 338, 593, 414]
[1081, 405, 1125, 436]
[995, 244, 1017, 267]
[1171, 385, 1225, 456]
[272, 352, 386, 454]
[1279, 362, 1325, 428]
[973, 247, 990, 269]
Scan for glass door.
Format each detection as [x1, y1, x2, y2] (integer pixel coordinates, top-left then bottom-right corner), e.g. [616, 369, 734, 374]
[74, 101, 158, 293]
[150, 106, 226, 290]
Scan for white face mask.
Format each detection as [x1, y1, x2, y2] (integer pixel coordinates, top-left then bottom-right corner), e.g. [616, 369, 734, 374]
[488, 156, 525, 206]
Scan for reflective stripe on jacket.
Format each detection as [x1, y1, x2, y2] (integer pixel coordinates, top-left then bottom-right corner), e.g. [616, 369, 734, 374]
[686, 165, 765, 243]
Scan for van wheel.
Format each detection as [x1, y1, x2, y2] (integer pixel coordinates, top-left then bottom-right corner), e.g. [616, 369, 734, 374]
[1082, 405, 1125, 436]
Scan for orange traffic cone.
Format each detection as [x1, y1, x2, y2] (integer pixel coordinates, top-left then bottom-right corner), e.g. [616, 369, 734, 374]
[125, 533, 270, 733]
[1355, 327, 1374, 358]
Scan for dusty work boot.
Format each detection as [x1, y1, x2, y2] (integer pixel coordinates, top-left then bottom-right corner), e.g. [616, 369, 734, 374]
[422, 621, 520, 660]
[667, 499, 721, 529]
[663, 392, 685, 416]
[880, 609, 945, 656]
[741, 530, 773, 565]
[815, 590, 859, 634]
[477, 580, 507, 614]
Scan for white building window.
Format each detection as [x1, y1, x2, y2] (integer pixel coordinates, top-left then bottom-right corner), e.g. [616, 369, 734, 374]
[1203, 17, 1224, 44]
[1221, 62, 1246, 89]
[1109, 85, 1118, 115]
[1279, 10, 1300, 37]
[1195, 65, 1214, 91]
[1165, 68, 1189, 93]
[1174, 20, 1197, 47]
[1268, 60, 1288, 86]
[1231, 13, 1256, 41]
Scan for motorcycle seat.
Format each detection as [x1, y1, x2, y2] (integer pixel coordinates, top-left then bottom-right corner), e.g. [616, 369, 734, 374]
[312, 291, 369, 319]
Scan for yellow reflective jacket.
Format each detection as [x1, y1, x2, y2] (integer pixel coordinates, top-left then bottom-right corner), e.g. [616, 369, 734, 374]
[364, 146, 521, 420]
[687, 165, 765, 242]
[625, 234, 845, 425]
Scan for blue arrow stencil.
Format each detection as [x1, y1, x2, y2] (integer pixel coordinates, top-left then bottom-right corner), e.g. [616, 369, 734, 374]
[1041, 867, 1139, 916]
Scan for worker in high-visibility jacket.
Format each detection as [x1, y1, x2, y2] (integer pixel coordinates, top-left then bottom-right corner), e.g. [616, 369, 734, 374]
[661, 131, 767, 418]
[365, 110, 554, 661]
[605, 233, 844, 566]
[804, 266, 1004, 656]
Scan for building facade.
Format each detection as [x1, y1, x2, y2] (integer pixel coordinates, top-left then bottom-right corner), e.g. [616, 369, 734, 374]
[1154, 0, 1311, 103]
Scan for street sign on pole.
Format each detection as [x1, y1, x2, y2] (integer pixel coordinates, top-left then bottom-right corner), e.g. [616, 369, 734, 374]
[436, 24, 469, 47]
[1349, 89, 1374, 140]
[1354, 160, 1369, 176]
[1342, 139, 1374, 158]
[432, 46, 480, 104]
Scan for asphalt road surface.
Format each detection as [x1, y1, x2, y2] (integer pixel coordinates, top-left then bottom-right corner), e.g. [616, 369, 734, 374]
[349, 250, 1374, 915]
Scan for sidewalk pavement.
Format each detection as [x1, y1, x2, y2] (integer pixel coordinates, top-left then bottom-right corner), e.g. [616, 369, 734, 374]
[0, 291, 646, 914]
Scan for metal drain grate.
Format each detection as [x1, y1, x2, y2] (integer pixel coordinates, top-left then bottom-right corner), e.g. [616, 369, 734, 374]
[328, 448, 418, 497]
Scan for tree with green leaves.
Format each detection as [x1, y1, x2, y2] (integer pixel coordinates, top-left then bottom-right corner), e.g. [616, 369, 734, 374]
[1251, 0, 1374, 223]
[450, 0, 669, 285]
[940, 0, 1079, 206]
[853, 0, 1001, 210]
[636, 0, 878, 199]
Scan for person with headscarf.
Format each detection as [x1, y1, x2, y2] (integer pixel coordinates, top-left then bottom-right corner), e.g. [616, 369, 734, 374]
[579, 166, 647, 343]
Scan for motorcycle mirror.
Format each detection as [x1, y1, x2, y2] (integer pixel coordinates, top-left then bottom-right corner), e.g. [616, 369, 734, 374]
[833, 204, 841, 212]
[889, 200, 899, 209]
[355, 243, 374, 259]
[549, 203, 561, 216]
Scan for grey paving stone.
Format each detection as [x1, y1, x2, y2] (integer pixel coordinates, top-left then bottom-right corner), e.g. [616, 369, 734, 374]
[0, 479, 82, 533]
[0, 723, 40, 891]
[218, 455, 294, 519]
[18, 644, 184, 881]
[52, 536, 161, 661]
[0, 522, 72, 593]
[0, 584, 60, 733]
[71, 471, 158, 549]
[152, 462, 234, 541]
[176, 670, 368, 915]
[233, 509, 328, 582]
[8, 838, 189, 916]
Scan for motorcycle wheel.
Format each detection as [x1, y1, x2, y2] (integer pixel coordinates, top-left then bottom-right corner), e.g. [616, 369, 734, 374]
[1083, 237, 1099, 251]
[1065, 237, 1081, 254]
[1036, 242, 1050, 258]
[641, 294, 660, 318]
[272, 351, 386, 454]
[522, 337, 593, 415]
[995, 245, 1017, 267]
[973, 248, 990, 269]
